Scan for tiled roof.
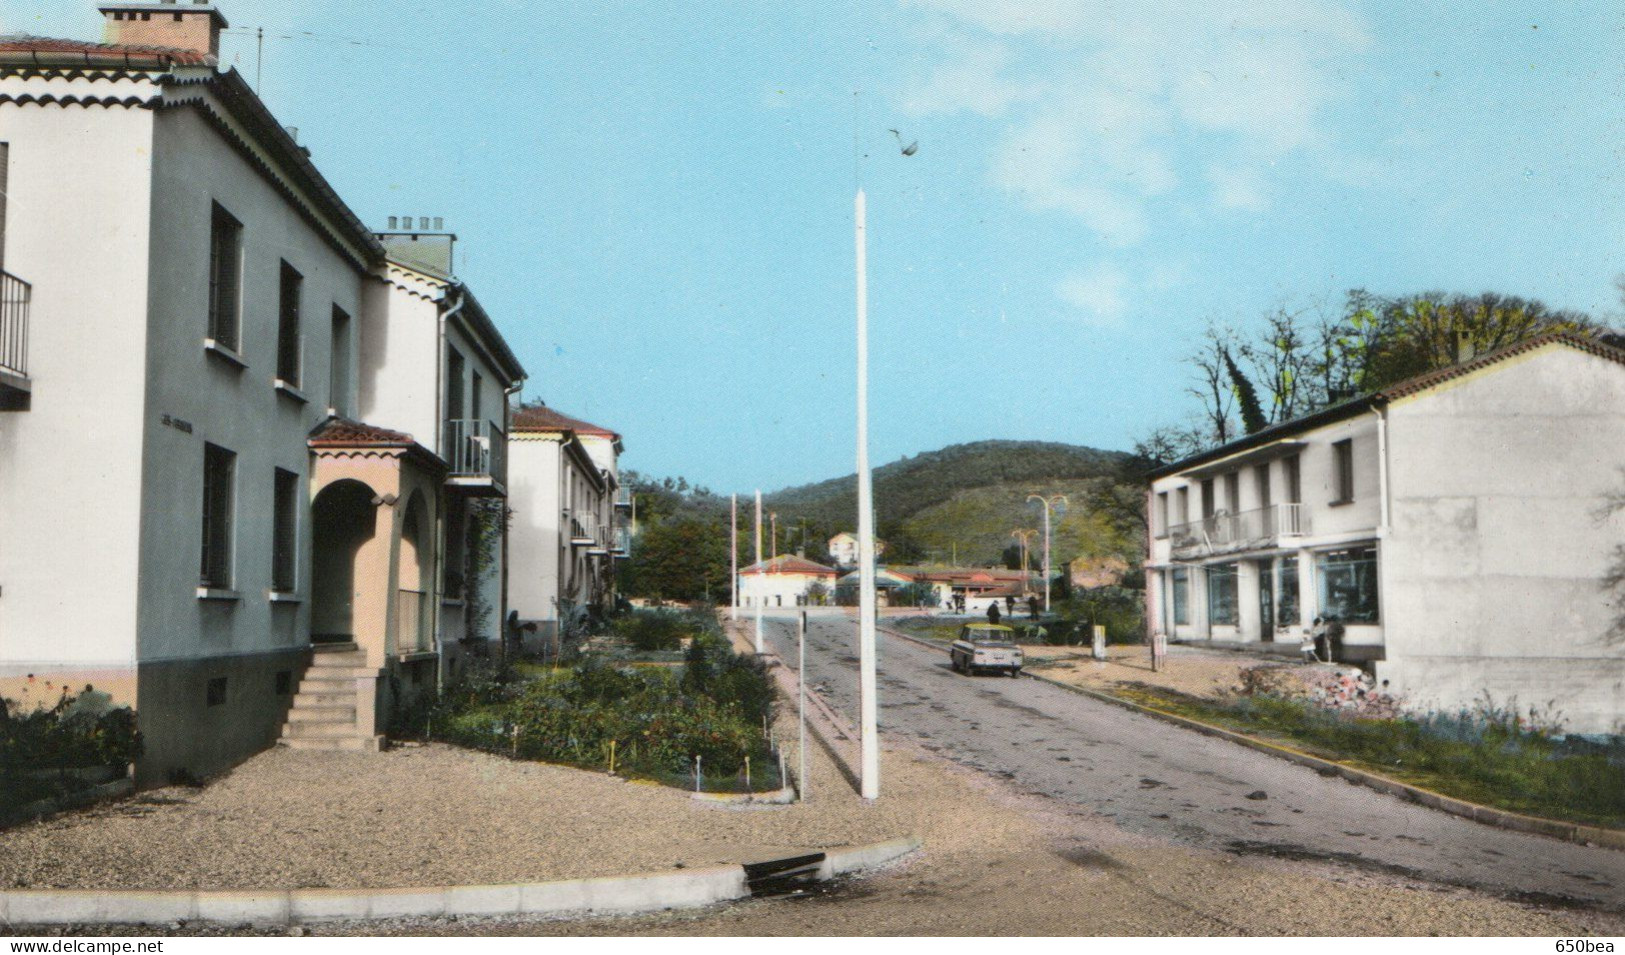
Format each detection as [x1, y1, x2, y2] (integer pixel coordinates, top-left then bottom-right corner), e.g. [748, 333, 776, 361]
[0, 35, 212, 66]
[740, 555, 839, 577]
[1148, 331, 1625, 480]
[308, 415, 416, 448]
[511, 404, 620, 440]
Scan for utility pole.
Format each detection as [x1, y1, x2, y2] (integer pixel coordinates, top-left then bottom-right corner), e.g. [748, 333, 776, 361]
[1026, 494, 1068, 613]
[754, 489, 764, 654]
[855, 188, 879, 801]
[770, 512, 778, 561]
[730, 494, 738, 621]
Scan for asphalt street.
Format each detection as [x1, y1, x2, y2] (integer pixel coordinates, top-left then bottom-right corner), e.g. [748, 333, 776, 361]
[761, 612, 1624, 912]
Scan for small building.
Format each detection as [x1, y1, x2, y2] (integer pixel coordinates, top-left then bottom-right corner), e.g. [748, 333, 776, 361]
[827, 531, 886, 569]
[739, 555, 839, 608]
[1145, 334, 1625, 734]
[836, 567, 917, 606]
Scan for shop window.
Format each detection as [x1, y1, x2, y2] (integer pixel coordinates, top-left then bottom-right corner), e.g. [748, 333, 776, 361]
[1208, 563, 1239, 626]
[1171, 568, 1190, 626]
[1316, 546, 1379, 623]
[1276, 556, 1300, 627]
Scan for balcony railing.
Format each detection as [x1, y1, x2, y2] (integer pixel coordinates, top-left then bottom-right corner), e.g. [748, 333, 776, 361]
[397, 588, 431, 654]
[1, 271, 31, 385]
[614, 487, 632, 510]
[443, 418, 506, 485]
[1168, 503, 1307, 557]
[612, 524, 631, 556]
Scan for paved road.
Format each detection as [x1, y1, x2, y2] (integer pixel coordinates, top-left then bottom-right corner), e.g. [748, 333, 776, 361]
[762, 613, 1624, 912]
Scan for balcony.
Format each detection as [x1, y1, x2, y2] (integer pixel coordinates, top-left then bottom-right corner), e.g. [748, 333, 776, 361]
[614, 487, 632, 511]
[443, 418, 506, 495]
[612, 524, 631, 557]
[0, 271, 31, 408]
[1168, 503, 1307, 558]
[570, 516, 596, 546]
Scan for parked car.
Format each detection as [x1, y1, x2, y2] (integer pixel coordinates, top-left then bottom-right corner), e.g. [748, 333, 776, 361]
[950, 623, 1023, 677]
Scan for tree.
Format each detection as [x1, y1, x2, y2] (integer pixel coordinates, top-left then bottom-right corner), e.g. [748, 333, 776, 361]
[1222, 345, 1267, 435]
[621, 515, 729, 602]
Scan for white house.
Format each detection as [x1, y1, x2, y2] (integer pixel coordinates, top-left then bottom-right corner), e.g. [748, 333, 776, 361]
[0, 2, 525, 782]
[1145, 334, 1625, 734]
[739, 555, 838, 608]
[826, 531, 885, 569]
[506, 405, 626, 647]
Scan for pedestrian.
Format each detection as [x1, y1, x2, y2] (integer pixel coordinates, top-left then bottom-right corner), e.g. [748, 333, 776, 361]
[1027, 595, 1039, 619]
[987, 600, 1001, 624]
[1005, 595, 1015, 617]
[1302, 618, 1323, 663]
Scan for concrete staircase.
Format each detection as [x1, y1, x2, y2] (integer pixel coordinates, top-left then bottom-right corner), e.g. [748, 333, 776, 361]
[279, 643, 385, 752]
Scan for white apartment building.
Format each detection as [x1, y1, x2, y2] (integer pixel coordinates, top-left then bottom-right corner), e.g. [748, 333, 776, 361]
[507, 405, 626, 647]
[0, 3, 525, 782]
[1146, 334, 1625, 734]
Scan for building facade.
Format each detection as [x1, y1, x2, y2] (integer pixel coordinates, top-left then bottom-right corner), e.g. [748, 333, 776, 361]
[1146, 335, 1625, 734]
[0, 3, 525, 781]
[506, 405, 626, 647]
[739, 555, 838, 608]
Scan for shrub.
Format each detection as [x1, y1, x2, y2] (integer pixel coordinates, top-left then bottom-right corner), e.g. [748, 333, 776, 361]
[610, 610, 689, 652]
[2, 688, 143, 818]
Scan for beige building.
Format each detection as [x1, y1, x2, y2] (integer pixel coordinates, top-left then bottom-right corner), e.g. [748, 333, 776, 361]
[506, 405, 626, 646]
[1146, 334, 1625, 734]
[739, 555, 839, 608]
[0, 3, 524, 782]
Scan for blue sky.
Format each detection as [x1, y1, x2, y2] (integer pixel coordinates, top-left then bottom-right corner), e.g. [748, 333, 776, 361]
[5, 0, 1622, 492]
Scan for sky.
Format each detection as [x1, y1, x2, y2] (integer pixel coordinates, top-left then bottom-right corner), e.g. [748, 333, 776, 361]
[3, 0, 1622, 492]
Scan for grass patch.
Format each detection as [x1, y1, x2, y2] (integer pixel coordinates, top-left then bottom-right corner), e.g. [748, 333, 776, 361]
[1105, 683, 1625, 829]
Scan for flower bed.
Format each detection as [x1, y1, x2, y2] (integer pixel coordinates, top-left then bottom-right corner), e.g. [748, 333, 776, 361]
[2, 687, 142, 822]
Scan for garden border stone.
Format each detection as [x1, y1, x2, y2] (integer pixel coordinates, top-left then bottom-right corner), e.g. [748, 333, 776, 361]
[0, 837, 921, 927]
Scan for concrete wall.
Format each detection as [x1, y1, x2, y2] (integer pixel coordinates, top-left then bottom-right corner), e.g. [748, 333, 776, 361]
[740, 573, 832, 608]
[0, 79, 156, 687]
[1379, 345, 1625, 734]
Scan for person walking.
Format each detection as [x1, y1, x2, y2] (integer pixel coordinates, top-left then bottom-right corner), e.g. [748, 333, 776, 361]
[987, 600, 1001, 624]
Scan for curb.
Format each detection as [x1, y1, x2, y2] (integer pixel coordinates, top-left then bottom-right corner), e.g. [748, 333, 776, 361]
[0, 836, 923, 927]
[692, 784, 797, 805]
[1020, 669, 1625, 853]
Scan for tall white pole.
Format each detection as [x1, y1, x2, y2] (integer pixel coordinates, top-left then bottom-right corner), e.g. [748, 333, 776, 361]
[798, 610, 808, 803]
[754, 489, 764, 654]
[1042, 504, 1052, 612]
[730, 494, 738, 621]
[855, 188, 879, 801]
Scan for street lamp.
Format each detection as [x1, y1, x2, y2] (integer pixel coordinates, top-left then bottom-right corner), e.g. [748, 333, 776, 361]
[1026, 494, 1068, 613]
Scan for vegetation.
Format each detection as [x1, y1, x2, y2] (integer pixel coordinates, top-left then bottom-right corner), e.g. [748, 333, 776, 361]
[1111, 684, 1625, 828]
[397, 612, 781, 792]
[1, 688, 143, 818]
[1141, 290, 1609, 463]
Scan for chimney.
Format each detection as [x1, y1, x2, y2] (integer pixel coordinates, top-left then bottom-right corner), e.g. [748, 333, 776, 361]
[99, 1, 229, 60]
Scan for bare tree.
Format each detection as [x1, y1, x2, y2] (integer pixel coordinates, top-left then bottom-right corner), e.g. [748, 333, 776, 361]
[1186, 325, 1236, 446]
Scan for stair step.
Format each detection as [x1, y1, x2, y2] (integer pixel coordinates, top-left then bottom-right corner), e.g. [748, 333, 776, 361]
[295, 678, 359, 694]
[278, 736, 384, 752]
[288, 706, 358, 724]
[284, 721, 371, 739]
[302, 665, 376, 679]
[312, 642, 360, 655]
[291, 691, 357, 706]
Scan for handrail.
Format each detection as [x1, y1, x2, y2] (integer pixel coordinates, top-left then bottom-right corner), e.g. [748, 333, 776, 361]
[1, 271, 31, 380]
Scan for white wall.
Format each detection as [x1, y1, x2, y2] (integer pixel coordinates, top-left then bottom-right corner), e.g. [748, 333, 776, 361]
[1379, 346, 1625, 734]
[0, 76, 156, 672]
[507, 436, 563, 624]
[739, 572, 831, 608]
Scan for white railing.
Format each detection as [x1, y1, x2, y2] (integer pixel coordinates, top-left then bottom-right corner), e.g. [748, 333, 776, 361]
[1, 271, 30, 382]
[1168, 503, 1306, 556]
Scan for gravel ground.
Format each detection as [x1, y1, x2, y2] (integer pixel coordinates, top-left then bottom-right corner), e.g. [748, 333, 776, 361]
[1023, 644, 1262, 699]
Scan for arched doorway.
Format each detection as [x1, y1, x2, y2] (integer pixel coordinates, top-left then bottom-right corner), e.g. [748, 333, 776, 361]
[311, 479, 377, 645]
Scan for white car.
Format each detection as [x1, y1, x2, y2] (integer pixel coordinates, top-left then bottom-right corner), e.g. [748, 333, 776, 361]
[950, 623, 1023, 677]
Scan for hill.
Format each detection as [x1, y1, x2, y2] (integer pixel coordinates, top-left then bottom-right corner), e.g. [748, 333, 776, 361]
[763, 440, 1143, 566]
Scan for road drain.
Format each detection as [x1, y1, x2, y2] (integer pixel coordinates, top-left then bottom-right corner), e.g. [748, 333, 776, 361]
[744, 852, 828, 899]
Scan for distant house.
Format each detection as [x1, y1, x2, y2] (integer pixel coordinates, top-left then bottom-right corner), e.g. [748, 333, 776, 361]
[1069, 556, 1129, 590]
[739, 555, 839, 608]
[891, 566, 1035, 610]
[1146, 333, 1625, 734]
[827, 532, 886, 569]
[836, 567, 917, 606]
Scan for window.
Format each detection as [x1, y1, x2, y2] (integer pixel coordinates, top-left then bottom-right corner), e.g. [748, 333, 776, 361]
[1177, 487, 1190, 525]
[1207, 563, 1239, 626]
[206, 677, 227, 707]
[1170, 568, 1190, 626]
[1255, 464, 1272, 509]
[277, 262, 302, 386]
[207, 203, 242, 352]
[471, 370, 483, 421]
[272, 468, 298, 593]
[1224, 472, 1240, 513]
[1331, 439, 1354, 503]
[329, 306, 351, 415]
[1276, 555, 1299, 627]
[200, 443, 236, 589]
[445, 347, 465, 421]
[1316, 546, 1379, 623]
[1156, 492, 1170, 538]
[1284, 454, 1302, 504]
[1200, 478, 1215, 518]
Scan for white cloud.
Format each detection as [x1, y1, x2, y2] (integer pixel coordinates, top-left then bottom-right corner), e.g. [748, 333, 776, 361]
[1056, 263, 1130, 325]
[898, 0, 1370, 244]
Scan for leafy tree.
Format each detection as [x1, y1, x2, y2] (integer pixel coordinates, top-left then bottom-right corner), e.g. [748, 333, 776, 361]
[1222, 345, 1267, 435]
[621, 515, 729, 602]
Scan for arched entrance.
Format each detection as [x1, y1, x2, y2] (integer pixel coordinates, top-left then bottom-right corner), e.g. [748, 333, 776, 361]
[396, 490, 432, 654]
[310, 479, 378, 645]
